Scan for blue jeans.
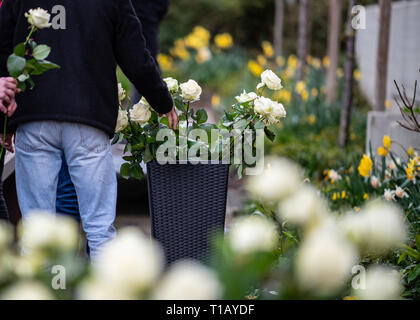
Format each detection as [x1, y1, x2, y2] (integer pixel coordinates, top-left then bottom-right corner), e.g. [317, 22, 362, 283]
[15, 121, 117, 260]
[57, 158, 80, 221]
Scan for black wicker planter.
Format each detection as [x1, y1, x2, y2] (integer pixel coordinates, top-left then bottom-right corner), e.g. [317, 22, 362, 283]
[147, 161, 230, 265]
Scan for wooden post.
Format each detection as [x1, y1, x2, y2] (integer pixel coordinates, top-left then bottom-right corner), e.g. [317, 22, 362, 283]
[374, 0, 392, 111]
[274, 0, 285, 57]
[297, 0, 310, 81]
[338, 0, 356, 148]
[326, 0, 342, 104]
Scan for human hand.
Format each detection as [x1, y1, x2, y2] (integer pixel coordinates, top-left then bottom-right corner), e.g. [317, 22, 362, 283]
[0, 133, 15, 153]
[159, 107, 179, 131]
[0, 77, 20, 116]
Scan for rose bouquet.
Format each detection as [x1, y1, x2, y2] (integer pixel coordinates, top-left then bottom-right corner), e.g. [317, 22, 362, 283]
[0, 7, 60, 157]
[114, 69, 287, 179]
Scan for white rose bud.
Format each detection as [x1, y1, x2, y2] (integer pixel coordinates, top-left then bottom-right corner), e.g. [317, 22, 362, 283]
[115, 108, 129, 133]
[235, 90, 258, 104]
[180, 79, 202, 102]
[130, 102, 152, 125]
[164, 77, 179, 93]
[118, 83, 126, 102]
[261, 70, 283, 91]
[24, 8, 52, 29]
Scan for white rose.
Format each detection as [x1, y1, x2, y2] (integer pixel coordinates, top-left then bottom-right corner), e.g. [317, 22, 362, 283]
[235, 90, 258, 104]
[118, 83, 126, 102]
[180, 79, 202, 101]
[115, 108, 129, 133]
[130, 102, 152, 125]
[296, 227, 359, 296]
[94, 228, 164, 294]
[247, 157, 302, 201]
[254, 97, 286, 124]
[19, 211, 79, 253]
[229, 215, 278, 254]
[140, 96, 150, 107]
[353, 266, 403, 300]
[153, 260, 222, 300]
[278, 186, 328, 227]
[24, 8, 52, 29]
[339, 201, 407, 256]
[164, 77, 179, 93]
[261, 70, 283, 90]
[1, 281, 54, 300]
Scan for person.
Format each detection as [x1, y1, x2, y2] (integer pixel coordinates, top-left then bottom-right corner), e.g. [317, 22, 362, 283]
[56, 0, 171, 223]
[0, 0, 178, 260]
[130, 0, 170, 102]
[0, 76, 18, 221]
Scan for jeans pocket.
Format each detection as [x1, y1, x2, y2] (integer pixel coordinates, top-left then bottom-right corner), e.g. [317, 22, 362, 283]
[77, 124, 109, 154]
[15, 122, 44, 152]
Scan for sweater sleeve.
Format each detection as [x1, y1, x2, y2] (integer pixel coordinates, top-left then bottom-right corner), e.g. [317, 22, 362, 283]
[0, 0, 18, 134]
[114, 0, 173, 114]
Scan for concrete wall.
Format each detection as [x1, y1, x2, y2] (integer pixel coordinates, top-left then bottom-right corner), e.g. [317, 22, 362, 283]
[356, 0, 420, 111]
[356, 0, 420, 157]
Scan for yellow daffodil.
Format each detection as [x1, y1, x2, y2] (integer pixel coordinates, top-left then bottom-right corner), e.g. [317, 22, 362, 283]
[385, 100, 392, 109]
[287, 55, 298, 69]
[157, 53, 173, 72]
[358, 154, 373, 178]
[353, 69, 361, 81]
[363, 193, 369, 200]
[308, 114, 316, 125]
[262, 41, 274, 58]
[214, 33, 233, 49]
[322, 56, 330, 68]
[408, 146, 414, 157]
[378, 135, 391, 157]
[211, 94, 221, 107]
[311, 88, 318, 97]
[296, 81, 306, 94]
[248, 60, 263, 77]
[257, 55, 267, 66]
[276, 56, 285, 67]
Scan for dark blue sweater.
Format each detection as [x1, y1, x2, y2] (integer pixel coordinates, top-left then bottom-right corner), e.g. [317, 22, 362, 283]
[0, 0, 173, 137]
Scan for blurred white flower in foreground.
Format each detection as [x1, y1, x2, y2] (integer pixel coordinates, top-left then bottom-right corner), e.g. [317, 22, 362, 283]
[247, 157, 302, 201]
[296, 227, 358, 296]
[93, 228, 163, 297]
[1, 281, 54, 300]
[278, 185, 328, 227]
[153, 260, 222, 300]
[229, 215, 278, 255]
[20, 211, 79, 252]
[353, 266, 402, 300]
[339, 201, 407, 256]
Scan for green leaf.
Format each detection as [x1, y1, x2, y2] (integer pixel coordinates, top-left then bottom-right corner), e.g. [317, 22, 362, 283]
[33, 45, 51, 60]
[408, 264, 420, 283]
[143, 145, 153, 163]
[195, 109, 208, 124]
[130, 164, 144, 180]
[17, 81, 27, 92]
[7, 54, 26, 77]
[264, 127, 276, 142]
[415, 234, 420, 251]
[14, 43, 26, 57]
[120, 163, 131, 179]
[233, 119, 249, 131]
[160, 116, 169, 127]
